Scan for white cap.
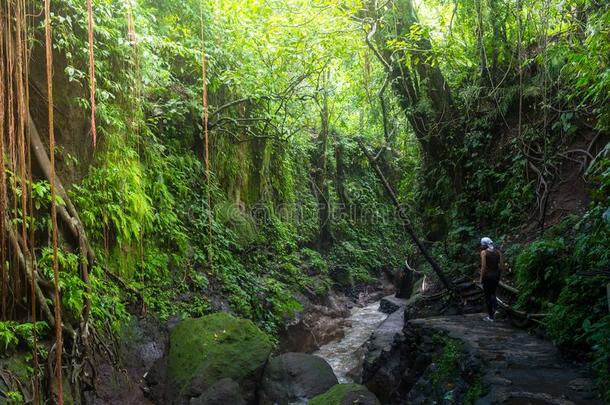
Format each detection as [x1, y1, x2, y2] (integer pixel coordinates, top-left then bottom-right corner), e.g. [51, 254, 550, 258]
[481, 237, 494, 249]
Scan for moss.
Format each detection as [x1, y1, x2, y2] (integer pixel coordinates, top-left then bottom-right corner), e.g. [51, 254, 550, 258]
[167, 312, 273, 394]
[430, 335, 461, 386]
[309, 384, 380, 405]
[463, 377, 485, 404]
[0, 354, 30, 384]
[0, 354, 79, 404]
[107, 243, 140, 279]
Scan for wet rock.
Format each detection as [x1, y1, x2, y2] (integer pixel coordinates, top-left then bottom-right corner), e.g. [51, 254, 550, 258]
[189, 378, 245, 405]
[279, 291, 351, 353]
[362, 305, 407, 386]
[144, 355, 167, 397]
[309, 383, 381, 405]
[377, 315, 604, 404]
[88, 315, 165, 404]
[343, 275, 396, 304]
[411, 315, 603, 404]
[345, 345, 367, 383]
[258, 352, 338, 405]
[379, 295, 407, 314]
[360, 299, 413, 403]
[568, 377, 595, 392]
[166, 313, 272, 404]
[279, 315, 351, 353]
[363, 316, 480, 404]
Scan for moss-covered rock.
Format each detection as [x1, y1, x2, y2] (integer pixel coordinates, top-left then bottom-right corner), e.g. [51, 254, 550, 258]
[167, 312, 272, 402]
[309, 384, 381, 405]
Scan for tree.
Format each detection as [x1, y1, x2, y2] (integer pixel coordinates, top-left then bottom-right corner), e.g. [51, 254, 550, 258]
[363, 0, 458, 166]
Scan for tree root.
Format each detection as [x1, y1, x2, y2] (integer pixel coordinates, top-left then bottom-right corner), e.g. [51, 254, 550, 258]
[5, 215, 56, 329]
[28, 113, 143, 303]
[28, 114, 94, 260]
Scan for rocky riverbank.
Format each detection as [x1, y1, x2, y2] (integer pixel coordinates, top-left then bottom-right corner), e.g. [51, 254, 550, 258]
[104, 312, 382, 405]
[83, 272, 604, 405]
[360, 297, 603, 404]
[314, 300, 391, 383]
[278, 283, 395, 354]
[82, 280, 393, 404]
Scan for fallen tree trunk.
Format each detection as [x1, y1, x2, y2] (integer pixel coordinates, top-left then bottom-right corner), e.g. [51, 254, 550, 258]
[357, 140, 458, 296]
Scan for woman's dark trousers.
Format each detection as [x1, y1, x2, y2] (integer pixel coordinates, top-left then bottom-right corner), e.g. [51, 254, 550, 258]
[483, 277, 500, 319]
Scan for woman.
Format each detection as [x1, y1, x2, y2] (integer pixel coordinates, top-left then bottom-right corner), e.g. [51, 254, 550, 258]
[479, 237, 503, 322]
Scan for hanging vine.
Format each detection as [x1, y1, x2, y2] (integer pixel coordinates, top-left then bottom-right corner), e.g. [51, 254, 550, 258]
[87, 0, 97, 148]
[18, 0, 40, 399]
[200, 1, 213, 264]
[0, 0, 7, 323]
[44, 0, 64, 402]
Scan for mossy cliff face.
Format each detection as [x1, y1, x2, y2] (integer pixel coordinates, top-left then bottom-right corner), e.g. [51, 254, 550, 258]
[309, 383, 381, 405]
[167, 312, 273, 401]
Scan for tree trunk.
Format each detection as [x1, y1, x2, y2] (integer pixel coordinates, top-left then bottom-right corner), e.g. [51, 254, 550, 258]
[311, 88, 333, 249]
[358, 140, 458, 296]
[28, 113, 95, 262]
[332, 131, 351, 213]
[367, 0, 457, 163]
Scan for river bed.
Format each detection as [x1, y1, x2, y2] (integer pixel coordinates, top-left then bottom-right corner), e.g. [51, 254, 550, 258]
[314, 300, 388, 383]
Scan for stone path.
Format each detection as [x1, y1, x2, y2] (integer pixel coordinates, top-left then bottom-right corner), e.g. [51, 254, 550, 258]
[409, 314, 602, 404]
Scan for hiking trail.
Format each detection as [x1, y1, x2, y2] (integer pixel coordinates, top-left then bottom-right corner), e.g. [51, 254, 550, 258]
[409, 314, 601, 404]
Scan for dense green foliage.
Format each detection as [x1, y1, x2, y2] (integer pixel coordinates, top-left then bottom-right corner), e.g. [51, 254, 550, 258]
[40, 0, 413, 337]
[357, 0, 610, 398]
[5, 0, 610, 400]
[513, 204, 610, 396]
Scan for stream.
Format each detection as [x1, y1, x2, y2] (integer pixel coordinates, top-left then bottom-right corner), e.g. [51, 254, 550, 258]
[314, 300, 388, 383]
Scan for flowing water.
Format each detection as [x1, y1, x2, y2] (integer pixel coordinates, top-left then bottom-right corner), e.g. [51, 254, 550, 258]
[314, 300, 388, 383]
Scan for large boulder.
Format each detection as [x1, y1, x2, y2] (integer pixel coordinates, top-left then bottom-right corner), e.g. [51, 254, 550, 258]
[309, 384, 381, 405]
[259, 352, 338, 404]
[189, 378, 245, 405]
[166, 313, 273, 404]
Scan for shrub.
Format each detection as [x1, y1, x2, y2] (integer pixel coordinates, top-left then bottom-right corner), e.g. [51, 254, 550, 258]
[514, 238, 571, 310]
